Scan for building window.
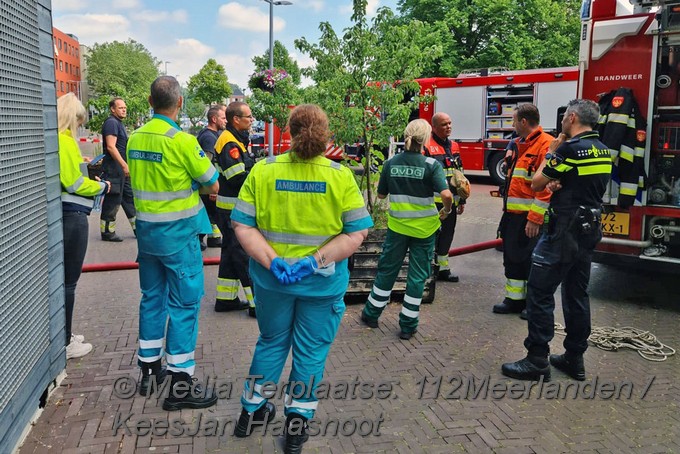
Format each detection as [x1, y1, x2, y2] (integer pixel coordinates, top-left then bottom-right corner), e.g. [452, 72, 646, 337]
[60, 81, 64, 92]
[58, 39, 62, 50]
[59, 60, 63, 71]
[75, 49, 79, 58]
[76, 67, 80, 77]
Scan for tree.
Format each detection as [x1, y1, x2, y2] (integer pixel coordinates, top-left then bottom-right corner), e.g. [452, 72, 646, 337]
[182, 89, 207, 134]
[187, 59, 232, 105]
[84, 39, 159, 131]
[397, 0, 581, 76]
[296, 0, 442, 217]
[252, 40, 303, 86]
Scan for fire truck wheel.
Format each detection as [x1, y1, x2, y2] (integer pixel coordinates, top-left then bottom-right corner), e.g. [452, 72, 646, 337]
[488, 153, 506, 186]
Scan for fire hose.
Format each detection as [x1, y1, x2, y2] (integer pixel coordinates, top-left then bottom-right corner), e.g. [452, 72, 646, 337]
[81, 239, 505, 273]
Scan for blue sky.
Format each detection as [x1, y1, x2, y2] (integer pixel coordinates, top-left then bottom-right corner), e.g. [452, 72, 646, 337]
[52, 0, 400, 91]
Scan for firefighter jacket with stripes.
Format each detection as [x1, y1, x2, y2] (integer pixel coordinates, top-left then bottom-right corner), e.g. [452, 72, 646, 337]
[214, 125, 255, 213]
[423, 134, 464, 205]
[596, 87, 646, 208]
[504, 127, 553, 225]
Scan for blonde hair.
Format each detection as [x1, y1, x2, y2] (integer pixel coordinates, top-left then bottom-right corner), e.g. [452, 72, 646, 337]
[288, 104, 330, 160]
[57, 92, 87, 136]
[404, 118, 431, 152]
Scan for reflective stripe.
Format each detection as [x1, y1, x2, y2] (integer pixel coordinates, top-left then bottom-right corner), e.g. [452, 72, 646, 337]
[61, 193, 94, 208]
[330, 161, 342, 170]
[260, 229, 331, 246]
[196, 165, 217, 183]
[165, 128, 179, 138]
[216, 195, 238, 210]
[234, 199, 256, 217]
[577, 164, 612, 176]
[136, 203, 202, 222]
[372, 285, 391, 297]
[139, 338, 164, 349]
[437, 255, 449, 268]
[134, 188, 193, 201]
[425, 157, 437, 165]
[242, 389, 266, 405]
[606, 113, 630, 125]
[284, 395, 318, 410]
[619, 182, 638, 196]
[505, 279, 526, 299]
[532, 199, 550, 210]
[138, 353, 163, 362]
[403, 294, 421, 307]
[225, 162, 246, 179]
[368, 294, 388, 308]
[389, 208, 438, 218]
[166, 352, 195, 364]
[266, 156, 277, 164]
[512, 168, 530, 179]
[401, 307, 419, 318]
[342, 206, 370, 223]
[390, 194, 434, 206]
[65, 175, 84, 193]
[244, 286, 254, 304]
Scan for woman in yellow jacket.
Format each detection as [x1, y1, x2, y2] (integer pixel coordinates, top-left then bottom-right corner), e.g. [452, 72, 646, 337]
[58, 93, 110, 359]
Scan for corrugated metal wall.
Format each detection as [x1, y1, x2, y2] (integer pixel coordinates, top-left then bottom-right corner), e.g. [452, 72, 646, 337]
[0, 0, 65, 451]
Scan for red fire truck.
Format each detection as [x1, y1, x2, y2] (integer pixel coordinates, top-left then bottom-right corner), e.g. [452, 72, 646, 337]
[416, 67, 579, 184]
[578, 0, 680, 267]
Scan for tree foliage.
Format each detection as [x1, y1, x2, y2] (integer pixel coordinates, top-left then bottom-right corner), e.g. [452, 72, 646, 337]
[187, 59, 232, 105]
[84, 39, 159, 131]
[252, 41, 302, 86]
[397, 0, 581, 76]
[296, 0, 442, 216]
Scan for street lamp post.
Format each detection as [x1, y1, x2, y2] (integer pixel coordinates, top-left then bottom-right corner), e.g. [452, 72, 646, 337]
[163, 61, 171, 75]
[262, 0, 292, 156]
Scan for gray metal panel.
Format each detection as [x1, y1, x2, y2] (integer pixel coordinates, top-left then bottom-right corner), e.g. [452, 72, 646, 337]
[0, 0, 63, 451]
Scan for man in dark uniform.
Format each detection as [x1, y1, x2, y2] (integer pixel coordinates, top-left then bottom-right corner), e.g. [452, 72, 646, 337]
[100, 97, 136, 242]
[423, 112, 465, 282]
[213, 101, 255, 316]
[501, 99, 612, 382]
[196, 104, 226, 249]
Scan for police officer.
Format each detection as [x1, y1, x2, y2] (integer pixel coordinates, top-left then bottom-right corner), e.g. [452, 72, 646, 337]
[423, 112, 465, 282]
[230, 105, 372, 453]
[361, 119, 453, 340]
[196, 104, 226, 249]
[493, 104, 552, 318]
[128, 76, 219, 409]
[501, 99, 612, 382]
[100, 97, 136, 242]
[213, 101, 255, 316]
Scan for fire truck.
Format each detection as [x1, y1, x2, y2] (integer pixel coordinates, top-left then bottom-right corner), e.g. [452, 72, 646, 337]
[415, 67, 578, 184]
[579, 0, 680, 267]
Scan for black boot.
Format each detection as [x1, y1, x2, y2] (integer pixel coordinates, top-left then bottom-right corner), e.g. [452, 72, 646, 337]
[550, 353, 586, 381]
[162, 371, 218, 411]
[501, 356, 551, 381]
[101, 221, 123, 242]
[233, 401, 276, 437]
[248, 306, 257, 318]
[437, 270, 459, 282]
[284, 413, 309, 454]
[138, 359, 168, 396]
[493, 298, 526, 314]
[214, 298, 249, 312]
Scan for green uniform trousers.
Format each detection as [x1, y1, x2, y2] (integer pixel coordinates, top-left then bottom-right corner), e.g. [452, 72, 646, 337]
[362, 228, 436, 333]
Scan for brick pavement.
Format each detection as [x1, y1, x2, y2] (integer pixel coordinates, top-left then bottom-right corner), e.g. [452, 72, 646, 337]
[17, 192, 680, 453]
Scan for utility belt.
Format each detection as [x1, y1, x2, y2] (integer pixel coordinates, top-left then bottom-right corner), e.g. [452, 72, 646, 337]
[547, 206, 602, 236]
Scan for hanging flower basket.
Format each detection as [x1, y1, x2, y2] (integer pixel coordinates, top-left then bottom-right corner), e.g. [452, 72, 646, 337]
[248, 68, 289, 93]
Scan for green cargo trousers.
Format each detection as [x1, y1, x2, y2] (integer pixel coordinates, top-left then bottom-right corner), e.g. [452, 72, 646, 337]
[362, 228, 436, 333]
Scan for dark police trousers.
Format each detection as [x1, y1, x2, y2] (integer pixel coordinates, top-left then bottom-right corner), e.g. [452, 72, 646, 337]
[523, 208, 602, 358]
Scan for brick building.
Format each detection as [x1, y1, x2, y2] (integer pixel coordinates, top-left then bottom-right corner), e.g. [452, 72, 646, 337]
[53, 27, 81, 99]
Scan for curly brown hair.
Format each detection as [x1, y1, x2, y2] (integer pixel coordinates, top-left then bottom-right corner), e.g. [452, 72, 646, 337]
[288, 104, 330, 160]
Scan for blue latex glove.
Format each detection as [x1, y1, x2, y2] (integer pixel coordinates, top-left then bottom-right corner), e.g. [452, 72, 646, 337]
[289, 256, 317, 282]
[270, 257, 294, 285]
[191, 180, 201, 191]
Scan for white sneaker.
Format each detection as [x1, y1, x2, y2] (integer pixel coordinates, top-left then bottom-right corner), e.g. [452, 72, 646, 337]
[66, 341, 93, 359]
[71, 334, 85, 343]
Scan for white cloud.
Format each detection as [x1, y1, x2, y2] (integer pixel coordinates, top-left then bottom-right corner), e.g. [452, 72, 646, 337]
[215, 53, 256, 91]
[52, 0, 88, 12]
[53, 14, 131, 44]
[298, 0, 324, 12]
[156, 39, 216, 85]
[217, 2, 285, 33]
[112, 0, 140, 9]
[129, 9, 188, 24]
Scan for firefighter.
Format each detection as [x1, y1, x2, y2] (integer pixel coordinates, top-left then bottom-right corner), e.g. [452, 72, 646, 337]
[213, 101, 256, 316]
[128, 76, 219, 409]
[423, 112, 465, 282]
[100, 97, 136, 242]
[493, 104, 552, 318]
[196, 104, 226, 249]
[502, 99, 612, 382]
[230, 105, 372, 453]
[361, 119, 453, 340]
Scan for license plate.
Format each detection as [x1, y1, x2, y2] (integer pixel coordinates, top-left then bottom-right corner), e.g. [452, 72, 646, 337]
[601, 212, 630, 236]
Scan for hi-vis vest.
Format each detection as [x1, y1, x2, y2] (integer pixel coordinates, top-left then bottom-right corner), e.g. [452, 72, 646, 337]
[214, 129, 248, 211]
[127, 118, 216, 223]
[60, 130, 105, 210]
[234, 153, 370, 259]
[505, 127, 553, 225]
